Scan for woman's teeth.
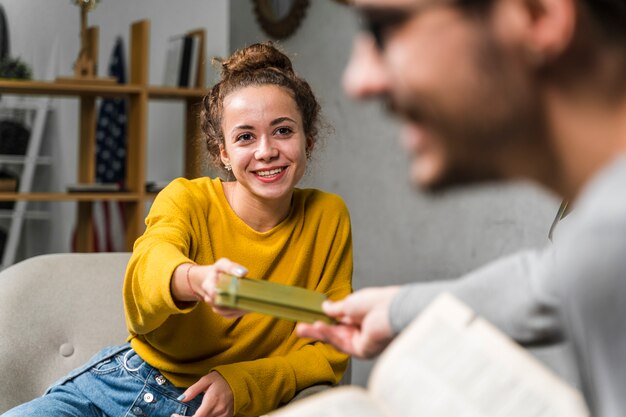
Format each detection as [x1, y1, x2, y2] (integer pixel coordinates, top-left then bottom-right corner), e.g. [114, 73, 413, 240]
[257, 167, 284, 177]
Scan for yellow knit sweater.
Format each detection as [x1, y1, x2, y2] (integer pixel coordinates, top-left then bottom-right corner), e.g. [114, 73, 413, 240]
[123, 177, 352, 416]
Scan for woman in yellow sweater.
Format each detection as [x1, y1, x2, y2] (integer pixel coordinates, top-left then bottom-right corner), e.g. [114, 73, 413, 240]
[2, 44, 351, 417]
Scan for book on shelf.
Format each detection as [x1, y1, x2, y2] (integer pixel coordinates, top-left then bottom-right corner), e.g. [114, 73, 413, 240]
[269, 293, 590, 417]
[163, 32, 202, 88]
[214, 273, 335, 324]
[163, 34, 185, 87]
[66, 183, 122, 193]
[145, 180, 171, 193]
[178, 35, 193, 87]
[187, 34, 201, 88]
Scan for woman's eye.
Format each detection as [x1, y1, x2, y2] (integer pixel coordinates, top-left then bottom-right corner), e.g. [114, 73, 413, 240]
[236, 133, 253, 142]
[275, 127, 293, 136]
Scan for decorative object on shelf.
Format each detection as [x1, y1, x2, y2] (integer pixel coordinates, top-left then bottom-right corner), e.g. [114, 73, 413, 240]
[0, 169, 18, 209]
[0, 56, 32, 80]
[0, 5, 32, 80]
[0, 119, 30, 155]
[92, 36, 127, 252]
[0, 4, 9, 61]
[57, 0, 115, 85]
[0, 170, 17, 193]
[252, 0, 310, 39]
[73, 0, 99, 78]
[95, 37, 127, 184]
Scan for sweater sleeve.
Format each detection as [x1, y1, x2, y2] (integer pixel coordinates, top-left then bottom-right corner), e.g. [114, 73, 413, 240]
[390, 247, 565, 345]
[213, 342, 349, 417]
[213, 199, 353, 417]
[124, 179, 201, 336]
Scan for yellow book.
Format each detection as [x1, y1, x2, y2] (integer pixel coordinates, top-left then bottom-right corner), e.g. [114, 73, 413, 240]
[214, 273, 334, 324]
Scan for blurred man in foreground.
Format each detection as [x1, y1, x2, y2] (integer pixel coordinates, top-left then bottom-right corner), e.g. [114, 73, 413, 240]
[297, 0, 626, 415]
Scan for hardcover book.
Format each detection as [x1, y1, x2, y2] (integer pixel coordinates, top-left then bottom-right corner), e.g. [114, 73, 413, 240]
[178, 35, 193, 87]
[163, 34, 185, 87]
[214, 273, 334, 324]
[66, 183, 121, 192]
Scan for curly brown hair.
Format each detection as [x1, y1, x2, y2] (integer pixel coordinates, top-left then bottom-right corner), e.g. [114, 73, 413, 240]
[201, 42, 321, 173]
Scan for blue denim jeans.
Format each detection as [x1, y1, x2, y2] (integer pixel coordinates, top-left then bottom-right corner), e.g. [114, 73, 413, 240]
[2, 343, 203, 417]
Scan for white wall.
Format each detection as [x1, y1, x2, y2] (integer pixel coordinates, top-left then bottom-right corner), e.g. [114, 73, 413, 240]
[229, 0, 562, 386]
[0, 0, 228, 259]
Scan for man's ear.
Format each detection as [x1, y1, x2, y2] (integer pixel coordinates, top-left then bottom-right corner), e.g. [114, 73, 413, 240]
[527, 0, 576, 62]
[493, 0, 576, 65]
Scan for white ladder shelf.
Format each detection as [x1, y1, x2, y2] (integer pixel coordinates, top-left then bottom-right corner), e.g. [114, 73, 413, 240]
[0, 96, 51, 269]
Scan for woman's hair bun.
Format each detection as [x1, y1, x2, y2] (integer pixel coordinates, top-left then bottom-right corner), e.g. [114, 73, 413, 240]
[218, 42, 293, 78]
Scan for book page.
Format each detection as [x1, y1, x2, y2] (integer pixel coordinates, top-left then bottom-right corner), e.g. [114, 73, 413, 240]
[369, 293, 589, 417]
[269, 386, 388, 417]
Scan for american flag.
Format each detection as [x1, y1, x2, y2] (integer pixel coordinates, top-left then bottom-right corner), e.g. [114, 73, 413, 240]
[93, 37, 127, 252]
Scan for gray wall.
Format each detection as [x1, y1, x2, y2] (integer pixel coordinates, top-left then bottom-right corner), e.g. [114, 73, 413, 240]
[229, 0, 561, 386]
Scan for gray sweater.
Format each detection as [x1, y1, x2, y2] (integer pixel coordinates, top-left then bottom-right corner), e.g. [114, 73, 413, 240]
[390, 155, 626, 417]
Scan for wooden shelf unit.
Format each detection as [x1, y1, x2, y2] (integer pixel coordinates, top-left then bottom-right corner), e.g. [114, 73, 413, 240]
[0, 193, 146, 202]
[0, 20, 206, 253]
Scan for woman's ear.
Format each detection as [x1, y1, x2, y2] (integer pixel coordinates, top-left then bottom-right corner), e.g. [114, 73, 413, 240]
[219, 144, 230, 166]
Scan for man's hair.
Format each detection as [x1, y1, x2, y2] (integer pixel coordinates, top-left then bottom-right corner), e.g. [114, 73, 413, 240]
[458, 0, 626, 42]
[583, 0, 626, 41]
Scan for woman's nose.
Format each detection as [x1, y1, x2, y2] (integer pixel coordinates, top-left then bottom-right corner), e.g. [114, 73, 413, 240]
[254, 137, 279, 161]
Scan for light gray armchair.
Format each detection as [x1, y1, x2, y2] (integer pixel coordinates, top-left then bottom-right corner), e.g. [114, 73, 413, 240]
[0, 252, 349, 413]
[0, 253, 131, 412]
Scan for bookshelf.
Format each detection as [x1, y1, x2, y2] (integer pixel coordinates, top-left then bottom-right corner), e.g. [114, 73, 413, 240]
[0, 20, 206, 253]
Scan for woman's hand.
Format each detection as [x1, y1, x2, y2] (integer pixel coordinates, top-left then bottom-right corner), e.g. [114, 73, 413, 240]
[172, 371, 234, 417]
[171, 258, 248, 318]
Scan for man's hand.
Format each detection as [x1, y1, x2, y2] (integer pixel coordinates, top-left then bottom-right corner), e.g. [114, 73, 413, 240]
[173, 371, 234, 417]
[296, 286, 401, 358]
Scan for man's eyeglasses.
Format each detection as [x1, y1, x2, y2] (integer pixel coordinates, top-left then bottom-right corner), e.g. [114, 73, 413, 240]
[358, 1, 459, 50]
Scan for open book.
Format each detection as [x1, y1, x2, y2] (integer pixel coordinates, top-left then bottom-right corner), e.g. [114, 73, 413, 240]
[270, 293, 589, 417]
[214, 273, 334, 324]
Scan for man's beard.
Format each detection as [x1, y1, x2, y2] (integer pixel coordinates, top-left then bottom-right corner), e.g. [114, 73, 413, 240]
[386, 47, 546, 193]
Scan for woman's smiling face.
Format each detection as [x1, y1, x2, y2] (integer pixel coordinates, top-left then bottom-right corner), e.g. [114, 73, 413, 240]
[220, 84, 308, 203]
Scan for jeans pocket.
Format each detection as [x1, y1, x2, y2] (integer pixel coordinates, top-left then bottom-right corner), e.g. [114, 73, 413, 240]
[44, 343, 131, 394]
[89, 356, 124, 375]
[128, 387, 193, 417]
